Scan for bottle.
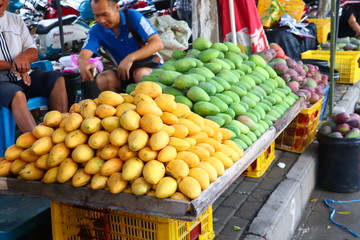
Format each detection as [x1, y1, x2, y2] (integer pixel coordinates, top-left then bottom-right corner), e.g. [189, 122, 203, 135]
[74, 89, 84, 103]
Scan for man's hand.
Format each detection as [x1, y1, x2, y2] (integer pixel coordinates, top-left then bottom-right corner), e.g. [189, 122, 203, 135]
[117, 56, 134, 81]
[12, 54, 31, 73]
[11, 70, 31, 86]
[79, 63, 95, 82]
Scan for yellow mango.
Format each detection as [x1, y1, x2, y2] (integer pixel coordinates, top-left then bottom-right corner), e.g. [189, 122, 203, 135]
[178, 176, 201, 199]
[223, 140, 244, 158]
[121, 157, 144, 181]
[128, 129, 149, 151]
[133, 93, 154, 104]
[18, 162, 45, 180]
[188, 145, 210, 161]
[35, 154, 50, 170]
[198, 161, 218, 182]
[197, 142, 215, 155]
[118, 145, 138, 161]
[155, 176, 178, 199]
[176, 151, 200, 168]
[202, 125, 215, 138]
[136, 101, 162, 116]
[177, 118, 201, 135]
[16, 132, 37, 148]
[57, 158, 78, 183]
[170, 192, 190, 202]
[80, 99, 97, 118]
[52, 127, 68, 144]
[168, 137, 191, 151]
[171, 103, 191, 118]
[138, 147, 158, 162]
[131, 177, 151, 196]
[84, 156, 104, 175]
[4, 144, 24, 161]
[119, 109, 141, 131]
[47, 143, 71, 167]
[212, 131, 222, 142]
[146, 190, 156, 196]
[183, 137, 197, 147]
[157, 145, 177, 163]
[31, 136, 53, 155]
[116, 102, 136, 117]
[72, 168, 92, 187]
[20, 148, 39, 162]
[90, 173, 108, 190]
[95, 104, 117, 119]
[154, 94, 177, 112]
[109, 127, 129, 147]
[134, 81, 162, 99]
[142, 160, 165, 184]
[100, 158, 123, 176]
[149, 130, 169, 151]
[107, 172, 128, 194]
[81, 116, 102, 134]
[0, 160, 12, 177]
[64, 113, 83, 132]
[72, 144, 94, 163]
[205, 157, 225, 176]
[101, 116, 121, 132]
[119, 93, 134, 103]
[41, 167, 58, 183]
[219, 144, 240, 162]
[161, 112, 179, 125]
[65, 129, 88, 148]
[100, 144, 119, 160]
[213, 151, 233, 169]
[10, 159, 28, 175]
[186, 112, 205, 130]
[171, 124, 189, 139]
[203, 138, 222, 151]
[218, 128, 234, 141]
[88, 131, 110, 149]
[188, 167, 210, 190]
[32, 125, 54, 139]
[203, 118, 220, 131]
[98, 91, 124, 106]
[165, 159, 189, 179]
[187, 132, 208, 143]
[140, 114, 163, 133]
[161, 124, 175, 136]
[43, 110, 63, 127]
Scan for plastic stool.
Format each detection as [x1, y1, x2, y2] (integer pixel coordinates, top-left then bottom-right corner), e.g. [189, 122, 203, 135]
[0, 97, 48, 157]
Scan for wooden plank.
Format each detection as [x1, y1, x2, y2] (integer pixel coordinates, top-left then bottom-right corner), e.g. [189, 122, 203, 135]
[0, 98, 305, 221]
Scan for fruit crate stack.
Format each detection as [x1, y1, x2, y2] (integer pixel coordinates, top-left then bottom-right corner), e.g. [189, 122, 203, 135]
[301, 50, 360, 84]
[275, 97, 323, 153]
[306, 19, 331, 44]
[51, 201, 215, 240]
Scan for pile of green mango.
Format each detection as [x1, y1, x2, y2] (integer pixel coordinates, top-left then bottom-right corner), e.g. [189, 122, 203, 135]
[126, 38, 299, 151]
[319, 37, 360, 51]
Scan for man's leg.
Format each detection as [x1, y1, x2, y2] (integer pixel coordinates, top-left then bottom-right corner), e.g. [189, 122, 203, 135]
[11, 91, 36, 133]
[133, 67, 153, 83]
[96, 70, 121, 92]
[49, 76, 68, 112]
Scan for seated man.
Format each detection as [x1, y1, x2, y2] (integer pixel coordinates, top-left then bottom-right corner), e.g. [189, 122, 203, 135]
[78, 0, 164, 92]
[0, 0, 68, 133]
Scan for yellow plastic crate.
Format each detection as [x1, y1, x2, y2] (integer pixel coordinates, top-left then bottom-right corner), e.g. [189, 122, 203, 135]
[275, 97, 323, 153]
[242, 141, 276, 178]
[51, 201, 215, 240]
[301, 50, 360, 84]
[307, 18, 330, 43]
[257, 0, 305, 22]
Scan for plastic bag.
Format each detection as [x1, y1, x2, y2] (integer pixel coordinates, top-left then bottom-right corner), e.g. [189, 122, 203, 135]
[58, 54, 104, 74]
[150, 15, 192, 61]
[260, 0, 285, 28]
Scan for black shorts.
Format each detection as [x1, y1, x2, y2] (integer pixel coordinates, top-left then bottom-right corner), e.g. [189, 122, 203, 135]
[0, 70, 63, 109]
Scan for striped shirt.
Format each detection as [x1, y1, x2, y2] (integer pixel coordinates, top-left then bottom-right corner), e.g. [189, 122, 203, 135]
[176, 0, 192, 11]
[0, 12, 36, 82]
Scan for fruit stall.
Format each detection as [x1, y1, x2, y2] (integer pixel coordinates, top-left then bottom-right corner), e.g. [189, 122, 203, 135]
[0, 38, 329, 239]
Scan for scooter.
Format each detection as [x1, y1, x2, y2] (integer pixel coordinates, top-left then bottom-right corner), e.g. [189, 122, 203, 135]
[34, 14, 90, 60]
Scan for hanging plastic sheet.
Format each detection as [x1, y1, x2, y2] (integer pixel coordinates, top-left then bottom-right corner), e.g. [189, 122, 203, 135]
[217, 0, 269, 54]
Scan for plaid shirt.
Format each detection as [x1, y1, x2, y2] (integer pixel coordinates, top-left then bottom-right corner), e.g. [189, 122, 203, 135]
[176, 0, 191, 11]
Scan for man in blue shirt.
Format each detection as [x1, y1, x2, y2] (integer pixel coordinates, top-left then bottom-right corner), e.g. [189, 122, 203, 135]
[78, 0, 163, 92]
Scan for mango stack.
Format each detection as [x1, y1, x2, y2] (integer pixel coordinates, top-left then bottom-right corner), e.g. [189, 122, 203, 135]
[0, 81, 244, 201]
[127, 38, 299, 151]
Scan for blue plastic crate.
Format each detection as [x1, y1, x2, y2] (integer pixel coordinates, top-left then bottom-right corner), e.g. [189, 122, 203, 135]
[0, 195, 50, 240]
[320, 85, 330, 121]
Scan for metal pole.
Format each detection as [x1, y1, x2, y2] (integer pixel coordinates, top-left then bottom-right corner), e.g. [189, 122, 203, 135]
[56, 0, 65, 55]
[328, 0, 339, 117]
[228, 0, 237, 44]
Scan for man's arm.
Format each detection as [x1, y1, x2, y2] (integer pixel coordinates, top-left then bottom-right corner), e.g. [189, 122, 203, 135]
[117, 34, 163, 80]
[12, 48, 38, 73]
[78, 49, 96, 82]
